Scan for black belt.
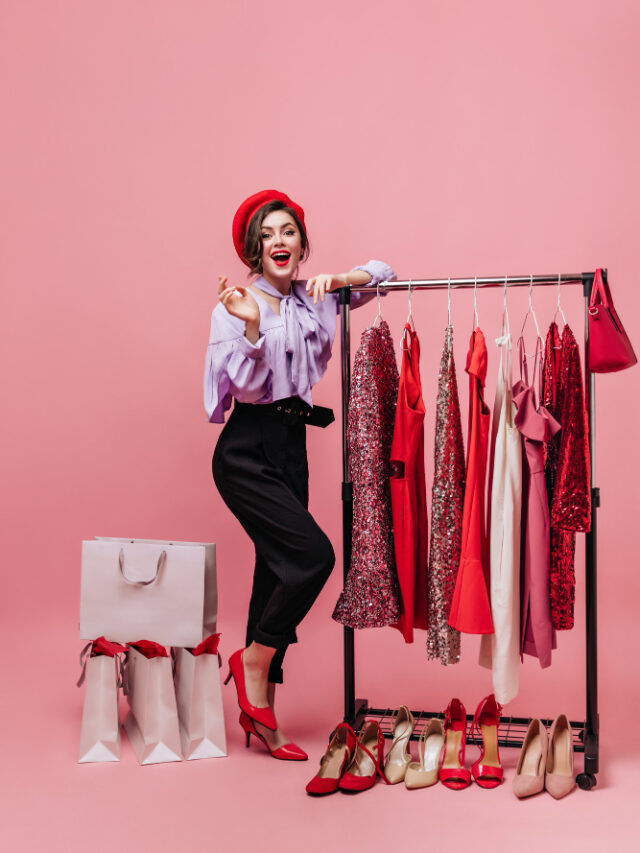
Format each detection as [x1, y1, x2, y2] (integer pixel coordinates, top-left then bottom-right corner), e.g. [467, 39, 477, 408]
[235, 397, 335, 428]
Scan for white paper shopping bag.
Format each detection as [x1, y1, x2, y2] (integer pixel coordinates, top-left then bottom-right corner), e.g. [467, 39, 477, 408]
[77, 644, 123, 763]
[174, 638, 227, 760]
[80, 537, 216, 647]
[123, 644, 182, 765]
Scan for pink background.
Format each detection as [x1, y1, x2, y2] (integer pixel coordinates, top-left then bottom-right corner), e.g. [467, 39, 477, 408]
[2, 1, 639, 850]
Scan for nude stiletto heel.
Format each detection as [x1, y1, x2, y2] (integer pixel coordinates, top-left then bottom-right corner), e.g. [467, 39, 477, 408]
[545, 714, 575, 799]
[513, 718, 548, 799]
[383, 705, 415, 784]
[405, 718, 445, 789]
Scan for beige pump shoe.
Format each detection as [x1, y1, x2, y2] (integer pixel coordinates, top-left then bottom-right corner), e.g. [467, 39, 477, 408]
[405, 718, 445, 789]
[545, 714, 576, 799]
[513, 719, 548, 799]
[383, 705, 415, 783]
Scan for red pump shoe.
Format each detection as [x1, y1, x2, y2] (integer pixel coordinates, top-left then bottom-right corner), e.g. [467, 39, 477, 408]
[224, 649, 277, 731]
[338, 720, 391, 793]
[305, 723, 358, 795]
[439, 698, 472, 790]
[239, 712, 308, 760]
[471, 694, 504, 788]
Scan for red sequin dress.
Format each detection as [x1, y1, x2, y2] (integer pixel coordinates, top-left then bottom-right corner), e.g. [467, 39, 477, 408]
[542, 323, 591, 630]
[332, 320, 401, 628]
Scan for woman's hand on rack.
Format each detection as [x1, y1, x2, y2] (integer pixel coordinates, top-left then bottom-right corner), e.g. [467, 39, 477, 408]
[306, 274, 348, 304]
[306, 271, 374, 304]
[217, 276, 260, 340]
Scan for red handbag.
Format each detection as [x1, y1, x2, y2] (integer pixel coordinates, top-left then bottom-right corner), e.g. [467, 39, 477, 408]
[587, 269, 637, 373]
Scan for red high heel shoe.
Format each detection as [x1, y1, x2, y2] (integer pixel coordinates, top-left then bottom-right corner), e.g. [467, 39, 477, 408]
[224, 649, 277, 731]
[439, 698, 472, 790]
[338, 720, 391, 793]
[471, 694, 503, 788]
[306, 723, 358, 796]
[239, 712, 308, 760]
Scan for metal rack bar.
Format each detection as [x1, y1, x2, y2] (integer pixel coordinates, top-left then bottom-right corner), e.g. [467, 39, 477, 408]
[348, 273, 585, 292]
[337, 270, 601, 790]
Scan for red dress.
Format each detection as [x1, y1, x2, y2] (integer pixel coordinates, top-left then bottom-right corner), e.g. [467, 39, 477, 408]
[448, 328, 494, 634]
[389, 324, 429, 642]
[542, 323, 591, 630]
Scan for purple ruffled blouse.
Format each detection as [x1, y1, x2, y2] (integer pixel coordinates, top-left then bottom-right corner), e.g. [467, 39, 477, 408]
[203, 260, 396, 422]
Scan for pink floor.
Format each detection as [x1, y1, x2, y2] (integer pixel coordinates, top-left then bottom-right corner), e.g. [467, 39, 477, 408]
[3, 615, 639, 853]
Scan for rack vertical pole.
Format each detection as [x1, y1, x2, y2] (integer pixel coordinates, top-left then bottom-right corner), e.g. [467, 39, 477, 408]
[581, 271, 600, 785]
[338, 288, 356, 722]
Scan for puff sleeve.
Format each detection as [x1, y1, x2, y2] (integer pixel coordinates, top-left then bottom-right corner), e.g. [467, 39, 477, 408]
[203, 307, 271, 423]
[346, 259, 397, 311]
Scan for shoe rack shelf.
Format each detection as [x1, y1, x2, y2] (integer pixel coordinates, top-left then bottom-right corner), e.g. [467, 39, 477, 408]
[337, 273, 601, 792]
[352, 702, 587, 753]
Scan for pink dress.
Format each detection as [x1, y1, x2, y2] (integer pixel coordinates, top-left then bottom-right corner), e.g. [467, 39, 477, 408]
[513, 337, 561, 669]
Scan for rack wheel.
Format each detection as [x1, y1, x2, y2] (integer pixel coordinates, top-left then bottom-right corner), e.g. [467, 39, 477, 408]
[576, 773, 597, 790]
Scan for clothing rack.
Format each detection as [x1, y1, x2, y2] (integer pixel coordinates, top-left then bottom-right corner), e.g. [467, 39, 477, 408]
[337, 271, 601, 790]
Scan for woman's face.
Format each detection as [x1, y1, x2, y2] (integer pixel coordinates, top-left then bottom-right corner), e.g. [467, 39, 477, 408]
[259, 209, 302, 285]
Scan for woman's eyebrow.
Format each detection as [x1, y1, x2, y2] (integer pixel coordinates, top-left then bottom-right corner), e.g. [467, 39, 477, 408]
[261, 222, 296, 230]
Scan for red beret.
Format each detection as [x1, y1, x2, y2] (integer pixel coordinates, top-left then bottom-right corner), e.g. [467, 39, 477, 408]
[232, 189, 306, 267]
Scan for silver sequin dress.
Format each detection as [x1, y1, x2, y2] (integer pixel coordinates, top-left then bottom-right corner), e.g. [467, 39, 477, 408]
[426, 326, 464, 663]
[332, 320, 401, 628]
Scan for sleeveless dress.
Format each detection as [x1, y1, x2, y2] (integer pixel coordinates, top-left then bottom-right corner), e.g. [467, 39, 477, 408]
[448, 328, 493, 634]
[389, 323, 429, 643]
[332, 320, 401, 628]
[513, 337, 560, 668]
[426, 326, 464, 665]
[478, 332, 522, 701]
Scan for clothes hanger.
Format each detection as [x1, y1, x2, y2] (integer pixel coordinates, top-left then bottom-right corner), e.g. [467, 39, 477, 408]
[519, 273, 543, 356]
[406, 279, 415, 330]
[472, 275, 480, 330]
[552, 272, 567, 333]
[372, 279, 383, 327]
[447, 276, 452, 327]
[401, 279, 415, 350]
[501, 274, 511, 338]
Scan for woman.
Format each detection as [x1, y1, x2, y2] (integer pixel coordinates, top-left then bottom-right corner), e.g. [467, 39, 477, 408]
[204, 188, 395, 758]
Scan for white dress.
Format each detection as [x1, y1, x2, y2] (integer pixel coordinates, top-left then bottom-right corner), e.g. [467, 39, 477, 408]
[478, 333, 522, 704]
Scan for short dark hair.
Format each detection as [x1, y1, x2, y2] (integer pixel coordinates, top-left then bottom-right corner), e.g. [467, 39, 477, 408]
[243, 200, 310, 277]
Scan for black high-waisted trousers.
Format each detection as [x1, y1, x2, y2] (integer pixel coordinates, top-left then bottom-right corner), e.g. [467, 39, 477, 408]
[212, 400, 336, 684]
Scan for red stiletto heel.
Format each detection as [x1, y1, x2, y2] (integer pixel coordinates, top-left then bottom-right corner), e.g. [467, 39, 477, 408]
[471, 694, 503, 788]
[239, 712, 308, 761]
[439, 698, 472, 790]
[338, 720, 391, 793]
[224, 648, 277, 731]
[306, 723, 358, 795]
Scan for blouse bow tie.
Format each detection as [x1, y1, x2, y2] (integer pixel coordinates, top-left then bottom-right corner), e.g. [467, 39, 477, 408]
[252, 277, 326, 393]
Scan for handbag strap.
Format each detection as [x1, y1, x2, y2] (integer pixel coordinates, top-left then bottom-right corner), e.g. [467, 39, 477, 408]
[76, 642, 128, 689]
[76, 642, 93, 687]
[589, 268, 609, 312]
[118, 547, 166, 586]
